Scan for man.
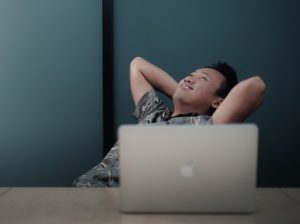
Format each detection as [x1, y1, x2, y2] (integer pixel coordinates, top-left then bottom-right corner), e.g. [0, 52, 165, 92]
[73, 57, 265, 187]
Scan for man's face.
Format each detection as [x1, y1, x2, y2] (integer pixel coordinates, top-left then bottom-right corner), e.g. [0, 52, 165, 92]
[173, 68, 226, 112]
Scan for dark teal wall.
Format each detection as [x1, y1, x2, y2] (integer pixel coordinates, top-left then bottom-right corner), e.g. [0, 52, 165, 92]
[114, 0, 300, 186]
[0, 0, 102, 186]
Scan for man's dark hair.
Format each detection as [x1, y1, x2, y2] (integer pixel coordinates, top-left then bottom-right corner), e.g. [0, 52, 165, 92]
[206, 61, 238, 98]
[205, 61, 238, 115]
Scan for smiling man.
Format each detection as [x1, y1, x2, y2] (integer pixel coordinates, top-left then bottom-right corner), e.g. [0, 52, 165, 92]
[130, 57, 265, 125]
[73, 57, 265, 187]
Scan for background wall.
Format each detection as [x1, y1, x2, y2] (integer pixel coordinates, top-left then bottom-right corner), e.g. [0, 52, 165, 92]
[0, 0, 102, 186]
[0, 0, 299, 187]
[114, 0, 300, 186]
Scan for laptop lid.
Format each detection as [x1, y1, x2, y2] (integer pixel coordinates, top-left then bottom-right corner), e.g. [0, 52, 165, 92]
[119, 124, 258, 213]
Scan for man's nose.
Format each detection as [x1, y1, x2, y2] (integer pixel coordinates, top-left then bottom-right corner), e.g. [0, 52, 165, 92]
[184, 77, 194, 83]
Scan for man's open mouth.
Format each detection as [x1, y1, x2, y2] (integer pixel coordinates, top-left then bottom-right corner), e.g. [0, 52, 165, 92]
[181, 84, 193, 91]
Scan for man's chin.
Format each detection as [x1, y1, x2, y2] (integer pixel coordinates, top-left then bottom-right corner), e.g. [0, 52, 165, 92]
[173, 94, 189, 105]
[174, 89, 190, 98]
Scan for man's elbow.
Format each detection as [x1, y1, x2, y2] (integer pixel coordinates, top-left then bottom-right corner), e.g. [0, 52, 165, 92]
[130, 57, 142, 80]
[250, 75, 265, 95]
[251, 76, 266, 92]
[130, 56, 143, 69]
[244, 76, 266, 106]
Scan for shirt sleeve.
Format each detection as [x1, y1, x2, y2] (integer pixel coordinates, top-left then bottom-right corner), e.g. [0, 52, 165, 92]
[132, 90, 167, 122]
[72, 142, 120, 187]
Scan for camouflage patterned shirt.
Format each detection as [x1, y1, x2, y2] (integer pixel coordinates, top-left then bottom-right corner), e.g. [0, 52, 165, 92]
[73, 90, 213, 187]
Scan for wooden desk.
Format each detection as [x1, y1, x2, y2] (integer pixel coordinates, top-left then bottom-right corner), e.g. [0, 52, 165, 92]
[0, 188, 299, 224]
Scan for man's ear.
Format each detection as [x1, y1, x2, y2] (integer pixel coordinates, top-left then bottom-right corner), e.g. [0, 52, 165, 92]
[211, 97, 224, 109]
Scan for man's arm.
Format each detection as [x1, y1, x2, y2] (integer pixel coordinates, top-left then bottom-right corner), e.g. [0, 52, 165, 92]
[212, 76, 266, 124]
[130, 57, 178, 105]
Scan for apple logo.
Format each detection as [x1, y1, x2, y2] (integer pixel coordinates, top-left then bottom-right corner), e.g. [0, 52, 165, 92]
[180, 162, 195, 178]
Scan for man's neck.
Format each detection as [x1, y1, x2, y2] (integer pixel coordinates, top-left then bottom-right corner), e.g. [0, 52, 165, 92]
[172, 104, 207, 117]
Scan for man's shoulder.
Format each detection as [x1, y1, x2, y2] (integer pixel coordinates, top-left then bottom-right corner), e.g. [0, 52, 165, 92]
[133, 90, 168, 122]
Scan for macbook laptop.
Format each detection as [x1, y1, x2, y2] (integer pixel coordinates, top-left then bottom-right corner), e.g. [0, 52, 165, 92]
[119, 124, 258, 213]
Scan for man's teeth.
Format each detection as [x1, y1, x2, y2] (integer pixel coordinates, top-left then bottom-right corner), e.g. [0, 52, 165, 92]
[183, 85, 192, 90]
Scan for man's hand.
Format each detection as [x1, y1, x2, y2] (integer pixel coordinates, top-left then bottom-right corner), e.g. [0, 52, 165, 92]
[212, 76, 266, 124]
[130, 57, 178, 105]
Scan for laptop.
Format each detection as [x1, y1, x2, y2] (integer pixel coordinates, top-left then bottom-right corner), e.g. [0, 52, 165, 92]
[119, 124, 258, 213]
